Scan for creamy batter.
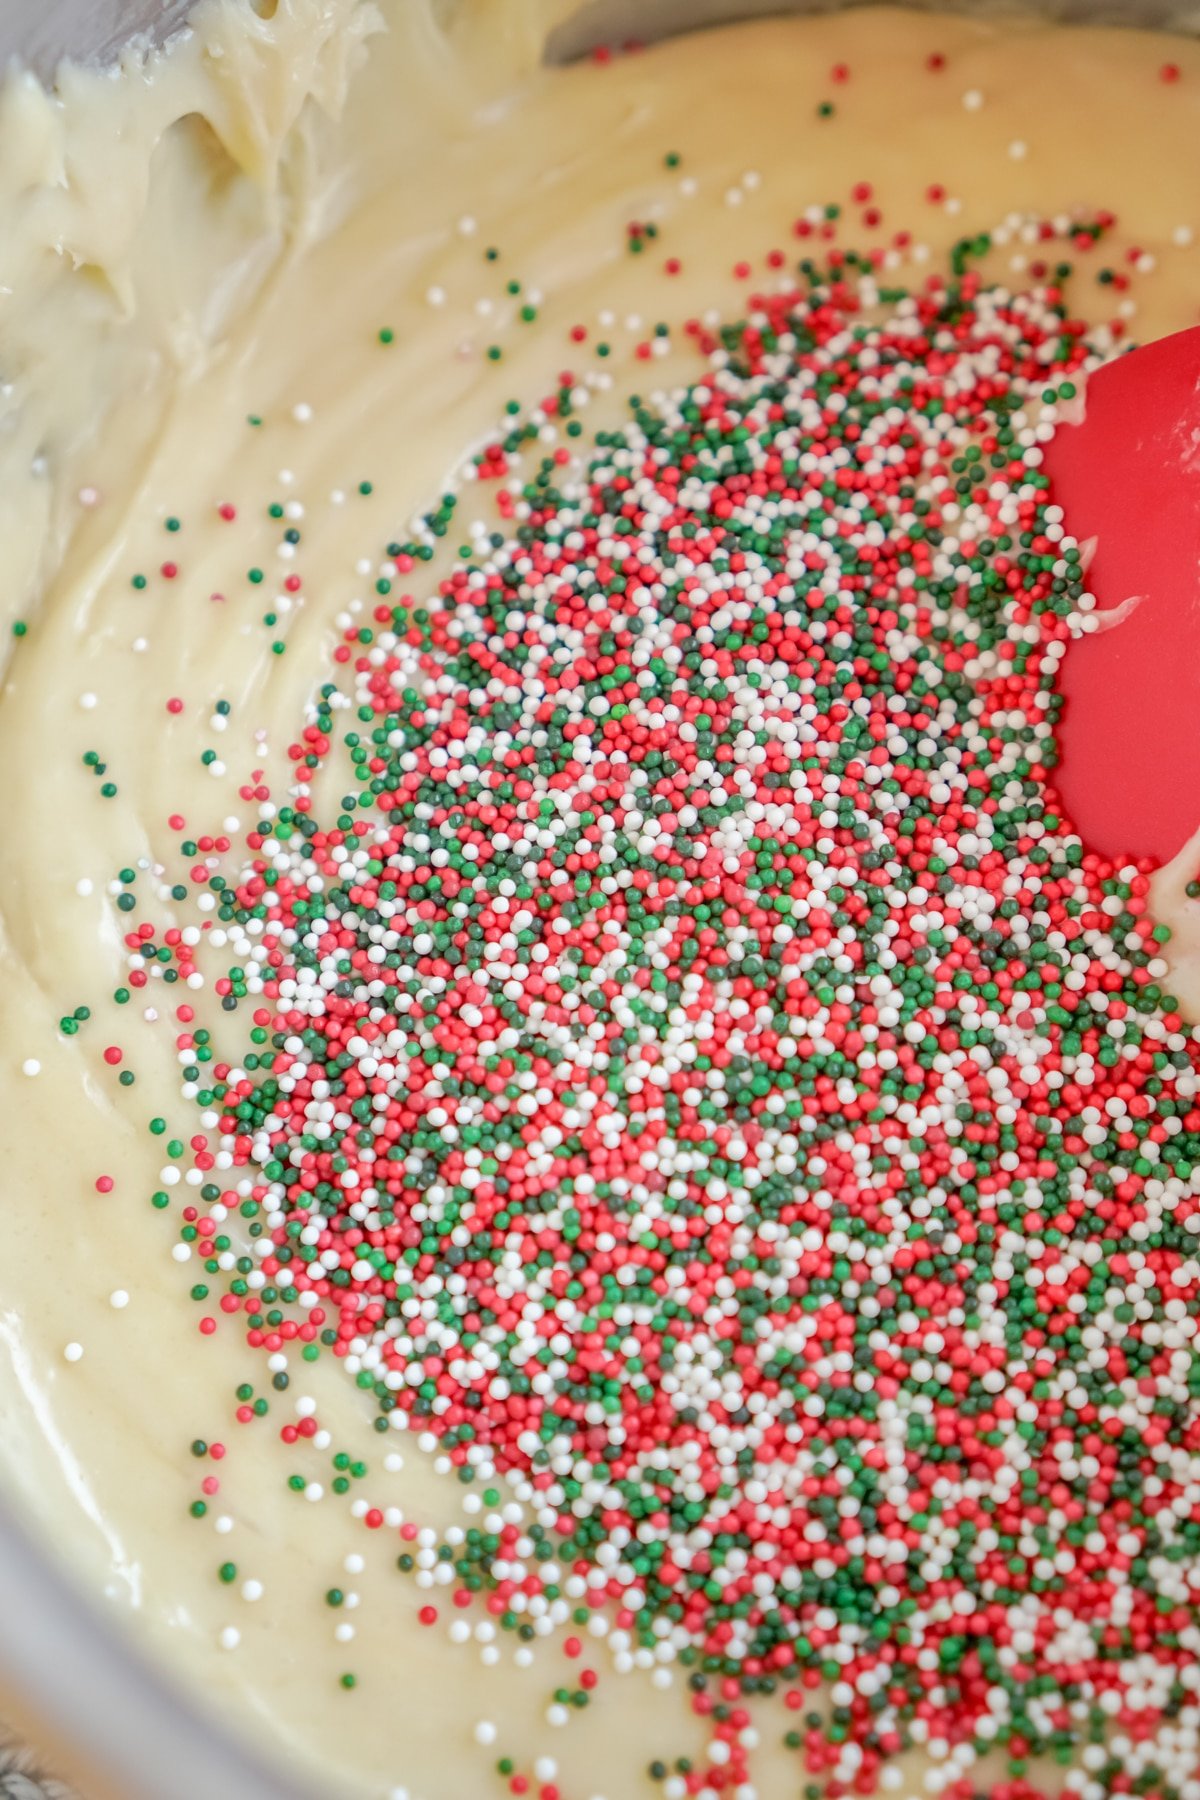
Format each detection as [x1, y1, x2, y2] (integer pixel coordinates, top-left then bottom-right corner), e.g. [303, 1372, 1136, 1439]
[4, 4, 1200, 1798]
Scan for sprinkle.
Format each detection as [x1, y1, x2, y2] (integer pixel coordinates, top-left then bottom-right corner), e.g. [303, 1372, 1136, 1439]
[962, 87, 984, 108]
[101, 217, 1200, 1796]
[63, 1343, 83, 1363]
[109, 1290, 129, 1309]
[219, 1627, 240, 1650]
[21, 1059, 40, 1077]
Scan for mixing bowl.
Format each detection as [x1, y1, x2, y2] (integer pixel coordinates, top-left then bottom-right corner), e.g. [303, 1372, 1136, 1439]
[0, 1, 1194, 1796]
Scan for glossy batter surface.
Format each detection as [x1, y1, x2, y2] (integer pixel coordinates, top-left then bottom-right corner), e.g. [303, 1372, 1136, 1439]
[3, 4, 1200, 1797]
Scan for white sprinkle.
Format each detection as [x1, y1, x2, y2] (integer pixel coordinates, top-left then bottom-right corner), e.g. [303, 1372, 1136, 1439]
[22, 1059, 40, 1077]
[219, 1627, 240, 1650]
[534, 1760, 557, 1782]
[63, 1343, 83, 1363]
[75, 878, 93, 897]
[473, 1721, 497, 1746]
[344, 1553, 365, 1574]
[426, 286, 446, 307]
[962, 88, 984, 109]
[109, 1290, 129, 1310]
[242, 1580, 264, 1602]
[457, 215, 477, 236]
[79, 692, 97, 710]
[78, 486, 99, 507]
[1008, 140, 1028, 160]
[1174, 224, 1194, 246]
[292, 402, 312, 423]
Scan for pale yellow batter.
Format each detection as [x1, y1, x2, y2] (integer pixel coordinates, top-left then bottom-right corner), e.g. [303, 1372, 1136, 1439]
[3, 3, 1200, 1797]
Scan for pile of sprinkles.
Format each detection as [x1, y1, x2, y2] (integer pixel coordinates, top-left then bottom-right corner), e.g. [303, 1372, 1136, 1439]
[104, 244, 1200, 1799]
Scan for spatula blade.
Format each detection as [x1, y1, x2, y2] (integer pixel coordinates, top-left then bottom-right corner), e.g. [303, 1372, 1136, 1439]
[1045, 324, 1200, 866]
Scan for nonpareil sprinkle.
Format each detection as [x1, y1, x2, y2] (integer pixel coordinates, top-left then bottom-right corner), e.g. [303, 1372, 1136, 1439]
[126, 240, 1200, 1795]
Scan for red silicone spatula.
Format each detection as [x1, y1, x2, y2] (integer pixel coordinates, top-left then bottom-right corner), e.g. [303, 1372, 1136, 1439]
[1046, 324, 1200, 867]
